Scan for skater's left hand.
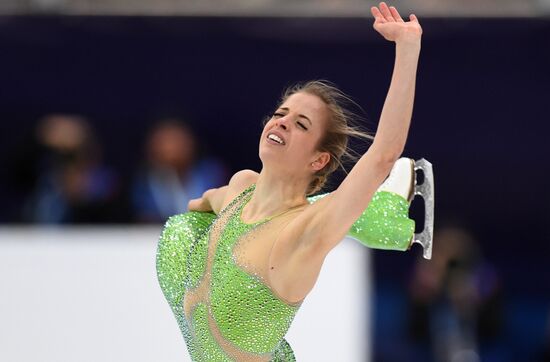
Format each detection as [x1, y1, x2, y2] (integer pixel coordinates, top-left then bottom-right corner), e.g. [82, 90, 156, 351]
[370, 2, 422, 43]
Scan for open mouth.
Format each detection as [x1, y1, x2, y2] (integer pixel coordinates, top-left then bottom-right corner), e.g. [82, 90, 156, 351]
[267, 133, 285, 145]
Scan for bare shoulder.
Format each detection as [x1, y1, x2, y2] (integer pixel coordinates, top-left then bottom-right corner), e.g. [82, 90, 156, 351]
[220, 169, 260, 211]
[273, 193, 333, 261]
[267, 192, 337, 302]
[281, 157, 394, 259]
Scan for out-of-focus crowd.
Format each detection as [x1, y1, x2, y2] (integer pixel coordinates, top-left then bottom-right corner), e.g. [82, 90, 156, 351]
[6, 114, 229, 224]
[376, 220, 550, 362]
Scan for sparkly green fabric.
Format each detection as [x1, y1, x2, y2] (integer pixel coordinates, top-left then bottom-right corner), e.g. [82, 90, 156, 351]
[347, 191, 414, 251]
[209, 200, 301, 354]
[307, 190, 415, 251]
[191, 303, 228, 360]
[157, 185, 299, 361]
[156, 211, 217, 360]
[156, 184, 414, 361]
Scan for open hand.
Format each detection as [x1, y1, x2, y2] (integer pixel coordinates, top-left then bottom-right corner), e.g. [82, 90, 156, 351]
[370, 2, 422, 43]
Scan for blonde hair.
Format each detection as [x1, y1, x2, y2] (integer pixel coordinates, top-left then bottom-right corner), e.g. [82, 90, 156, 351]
[267, 80, 375, 196]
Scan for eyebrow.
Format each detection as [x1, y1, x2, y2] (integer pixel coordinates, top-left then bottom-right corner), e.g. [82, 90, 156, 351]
[279, 107, 313, 126]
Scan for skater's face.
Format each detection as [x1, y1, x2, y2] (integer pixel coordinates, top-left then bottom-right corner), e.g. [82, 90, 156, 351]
[259, 92, 331, 178]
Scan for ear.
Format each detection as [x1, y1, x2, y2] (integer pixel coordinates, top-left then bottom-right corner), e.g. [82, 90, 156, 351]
[311, 151, 331, 172]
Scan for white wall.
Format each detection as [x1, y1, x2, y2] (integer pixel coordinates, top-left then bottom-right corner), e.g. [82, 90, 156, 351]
[0, 226, 371, 362]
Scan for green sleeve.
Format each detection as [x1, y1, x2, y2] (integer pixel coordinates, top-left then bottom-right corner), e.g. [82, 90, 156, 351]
[156, 211, 217, 310]
[306, 191, 415, 251]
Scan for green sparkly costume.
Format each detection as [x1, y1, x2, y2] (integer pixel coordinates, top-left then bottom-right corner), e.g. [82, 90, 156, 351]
[157, 183, 414, 361]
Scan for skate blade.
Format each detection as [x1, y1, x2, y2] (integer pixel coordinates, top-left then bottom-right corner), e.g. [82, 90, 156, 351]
[412, 158, 434, 260]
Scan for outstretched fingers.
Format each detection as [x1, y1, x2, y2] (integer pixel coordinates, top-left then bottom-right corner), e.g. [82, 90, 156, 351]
[370, 6, 386, 23]
[389, 6, 404, 22]
[372, 2, 417, 23]
[371, 1, 421, 36]
[379, 2, 395, 21]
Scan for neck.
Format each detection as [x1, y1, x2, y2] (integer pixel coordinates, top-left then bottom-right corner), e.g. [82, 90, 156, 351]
[242, 167, 310, 222]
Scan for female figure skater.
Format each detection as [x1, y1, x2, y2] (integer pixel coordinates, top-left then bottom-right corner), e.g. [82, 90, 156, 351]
[157, 2, 432, 361]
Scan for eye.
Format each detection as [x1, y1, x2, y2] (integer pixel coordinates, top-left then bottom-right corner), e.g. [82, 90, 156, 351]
[272, 112, 284, 118]
[297, 121, 308, 130]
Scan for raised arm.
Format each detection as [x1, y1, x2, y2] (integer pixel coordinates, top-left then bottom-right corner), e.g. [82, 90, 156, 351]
[367, 3, 422, 161]
[299, 3, 422, 256]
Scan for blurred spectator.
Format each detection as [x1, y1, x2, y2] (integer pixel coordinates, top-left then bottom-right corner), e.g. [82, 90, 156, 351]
[131, 118, 228, 222]
[406, 224, 505, 362]
[13, 114, 122, 223]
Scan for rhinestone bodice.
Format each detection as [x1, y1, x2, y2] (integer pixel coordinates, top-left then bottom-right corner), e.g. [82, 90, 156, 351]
[157, 184, 301, 361]
[156, 183, 415, 361]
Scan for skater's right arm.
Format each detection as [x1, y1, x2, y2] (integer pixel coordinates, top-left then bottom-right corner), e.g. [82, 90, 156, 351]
[187, 169, 259, 215]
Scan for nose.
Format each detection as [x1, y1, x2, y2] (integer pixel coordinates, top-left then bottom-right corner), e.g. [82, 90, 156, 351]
[275, 116, 289, 130]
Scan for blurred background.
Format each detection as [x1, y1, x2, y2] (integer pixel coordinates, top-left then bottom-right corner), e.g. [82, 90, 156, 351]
[0, 1, 549, 361]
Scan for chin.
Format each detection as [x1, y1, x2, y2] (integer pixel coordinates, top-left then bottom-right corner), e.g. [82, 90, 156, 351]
[259, 147, 285, 168]
[258, 147, 273, 164]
